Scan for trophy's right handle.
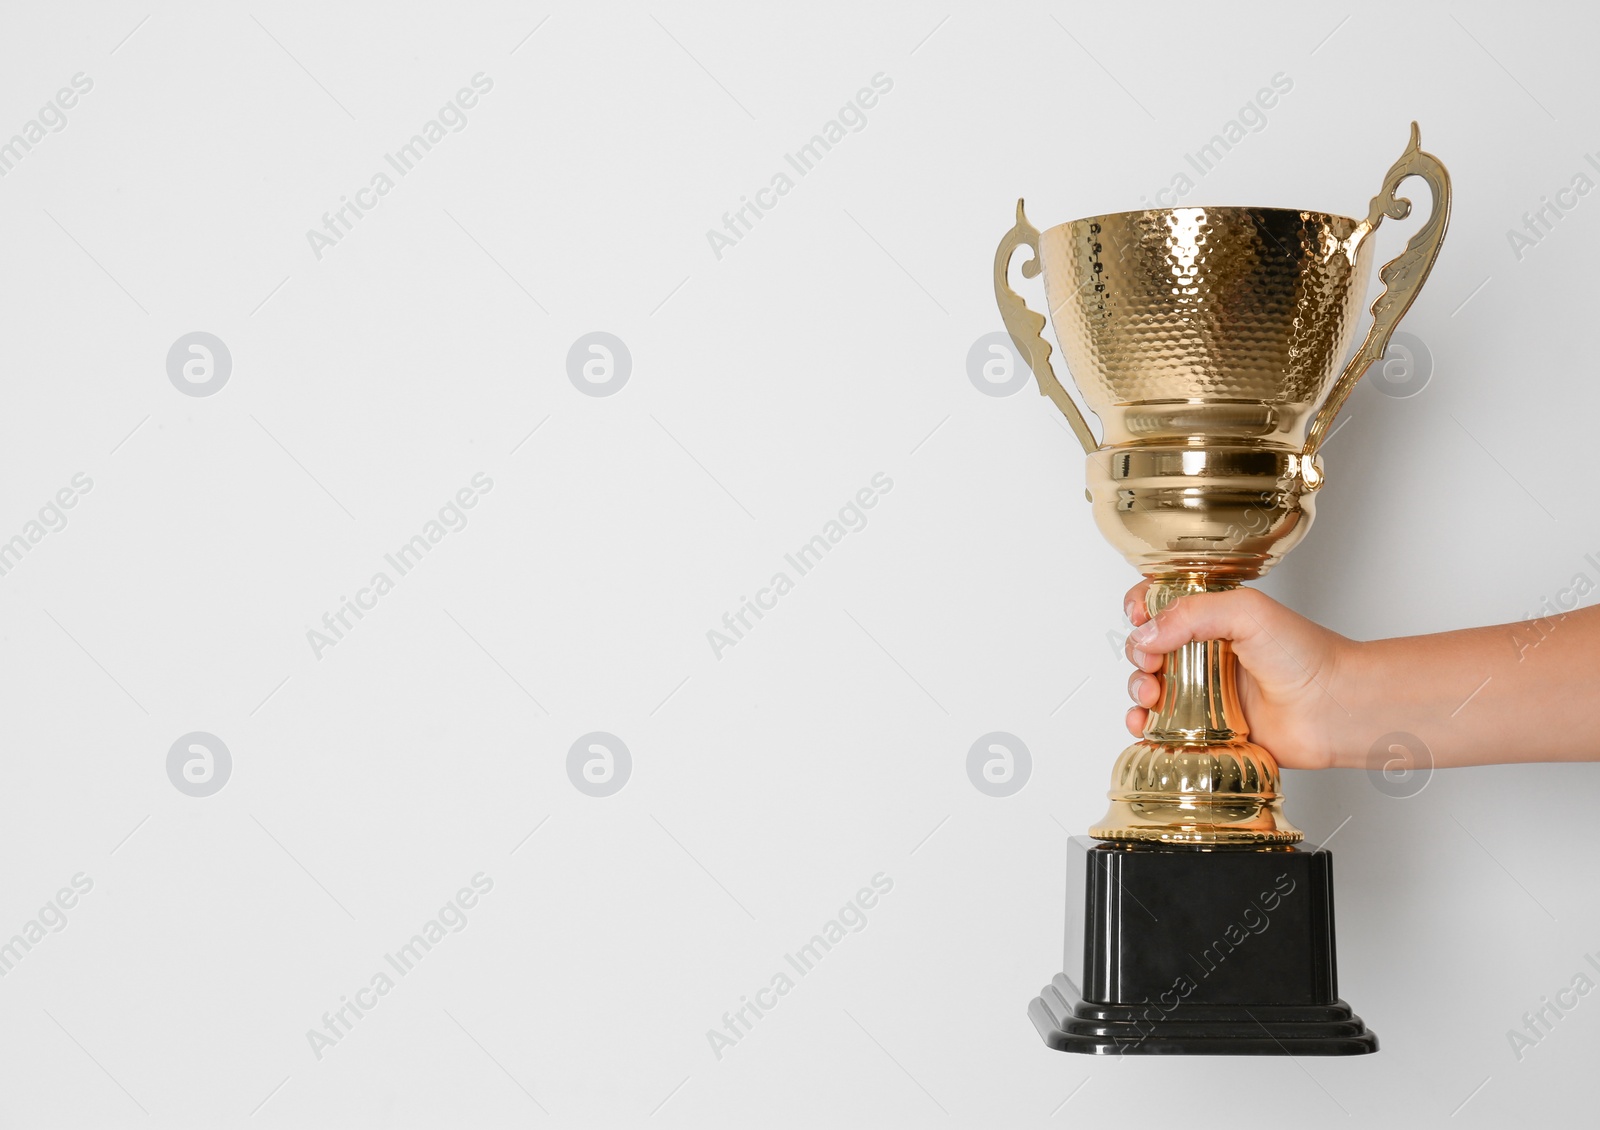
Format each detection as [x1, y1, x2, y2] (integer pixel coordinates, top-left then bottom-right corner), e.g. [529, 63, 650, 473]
[993, 199, 1098, 455]
[1303, 123, 1452, 457]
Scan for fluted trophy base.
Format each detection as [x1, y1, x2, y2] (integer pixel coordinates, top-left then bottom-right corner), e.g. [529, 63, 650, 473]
[1089, 738, 1304, 845]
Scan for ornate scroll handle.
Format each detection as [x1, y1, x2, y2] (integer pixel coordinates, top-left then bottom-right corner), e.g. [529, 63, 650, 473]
[993, 199, 1098, 455]
[1303, 122, 1452, 458]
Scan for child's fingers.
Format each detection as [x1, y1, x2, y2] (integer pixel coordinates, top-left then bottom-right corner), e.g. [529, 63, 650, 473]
[1126, 589, 1267, 657]
[1123, 579, 1152, 626]
[1123, 637, 1164, 673]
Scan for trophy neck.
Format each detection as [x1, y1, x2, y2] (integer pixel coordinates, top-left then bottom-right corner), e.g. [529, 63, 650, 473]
[1142, 576, 1248, 743]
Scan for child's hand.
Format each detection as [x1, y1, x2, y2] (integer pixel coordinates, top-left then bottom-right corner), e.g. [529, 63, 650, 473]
[1119, 583, 1600, 770]
[1121, 581, 1356, 770]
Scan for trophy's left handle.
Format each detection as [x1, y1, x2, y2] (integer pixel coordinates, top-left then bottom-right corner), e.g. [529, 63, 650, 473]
[994, 199, 1098, 455]
[1304, 123, 1452, 457]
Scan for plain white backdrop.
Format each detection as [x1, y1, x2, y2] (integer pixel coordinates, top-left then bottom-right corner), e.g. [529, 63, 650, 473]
[0, 1, 1596, 1126]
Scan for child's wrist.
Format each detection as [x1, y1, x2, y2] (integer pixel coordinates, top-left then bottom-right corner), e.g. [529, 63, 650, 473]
[1323, 638, 1382, 770]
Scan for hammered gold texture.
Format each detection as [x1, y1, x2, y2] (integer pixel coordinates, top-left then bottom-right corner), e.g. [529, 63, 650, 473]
[1038, 208, 1376, 447]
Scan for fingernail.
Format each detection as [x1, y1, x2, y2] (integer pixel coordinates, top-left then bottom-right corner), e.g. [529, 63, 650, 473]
[1130, 649, 1148, 667]
[1130, 621, 1157, 645]
[1125, 599, 1138, 622]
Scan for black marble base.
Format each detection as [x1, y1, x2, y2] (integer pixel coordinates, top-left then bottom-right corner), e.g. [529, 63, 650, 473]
[1030, 838, 1377, 1056]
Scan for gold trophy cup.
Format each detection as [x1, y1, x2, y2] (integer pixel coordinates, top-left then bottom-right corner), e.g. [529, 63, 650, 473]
[999, 126, 1451, 1054]
[995, 124, 1449, 846]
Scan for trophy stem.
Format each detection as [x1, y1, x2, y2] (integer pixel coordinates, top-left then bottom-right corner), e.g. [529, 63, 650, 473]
[1142, 575, 1249, 744]
[1088, 574, 1302, 845]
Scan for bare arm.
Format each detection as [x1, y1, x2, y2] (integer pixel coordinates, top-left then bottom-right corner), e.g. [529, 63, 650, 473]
[1120, 581, 1600, 770]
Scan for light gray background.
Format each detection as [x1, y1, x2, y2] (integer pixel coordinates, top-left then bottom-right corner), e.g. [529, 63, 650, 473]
[0, 1, 1595, 1126]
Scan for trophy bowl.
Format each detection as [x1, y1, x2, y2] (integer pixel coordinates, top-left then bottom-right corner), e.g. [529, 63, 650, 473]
[995, 124, 1450, 844]
[1046, 205, 1375, 582]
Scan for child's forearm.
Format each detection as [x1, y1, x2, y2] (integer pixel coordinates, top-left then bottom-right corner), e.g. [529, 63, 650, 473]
[1328, 605, 1600, 769]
